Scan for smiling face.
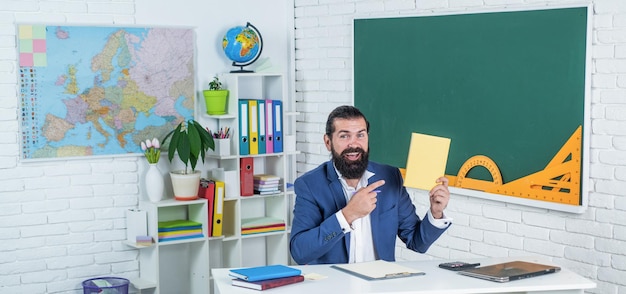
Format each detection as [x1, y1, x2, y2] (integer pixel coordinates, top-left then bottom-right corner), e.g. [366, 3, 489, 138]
[325, 117, 369, 180]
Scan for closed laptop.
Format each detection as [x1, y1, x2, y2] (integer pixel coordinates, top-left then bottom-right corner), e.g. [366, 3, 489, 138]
[458, 261, 561, 283]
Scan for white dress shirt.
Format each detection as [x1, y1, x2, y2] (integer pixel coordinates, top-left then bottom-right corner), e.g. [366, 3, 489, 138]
[333, 167, 451, 263]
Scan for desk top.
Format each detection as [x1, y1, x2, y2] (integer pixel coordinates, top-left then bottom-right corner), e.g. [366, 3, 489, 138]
[212, 257, 595, 294]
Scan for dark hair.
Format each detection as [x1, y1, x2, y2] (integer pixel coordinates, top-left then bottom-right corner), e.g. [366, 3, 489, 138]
[325, 105, 370, 137]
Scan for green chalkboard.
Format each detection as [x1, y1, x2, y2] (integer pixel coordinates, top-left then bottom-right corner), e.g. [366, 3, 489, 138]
[354, 7, 588, 205]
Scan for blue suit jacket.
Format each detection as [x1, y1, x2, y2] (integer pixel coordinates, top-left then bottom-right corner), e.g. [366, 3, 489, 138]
[289, 161, 449, 265]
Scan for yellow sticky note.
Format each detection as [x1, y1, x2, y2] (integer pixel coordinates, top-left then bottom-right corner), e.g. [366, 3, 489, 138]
[18, 25, 33, 39]
[404, 133, 451, 191]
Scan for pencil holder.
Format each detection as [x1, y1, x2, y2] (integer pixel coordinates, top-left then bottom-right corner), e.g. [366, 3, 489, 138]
[212, 138, 231, 156]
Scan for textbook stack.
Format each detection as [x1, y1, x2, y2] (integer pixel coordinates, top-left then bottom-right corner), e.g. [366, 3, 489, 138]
[253, 174, 281, 195]
[157, 219, 203, 242]
[229, 264, 304, 291]
[241, 216, 285, 236]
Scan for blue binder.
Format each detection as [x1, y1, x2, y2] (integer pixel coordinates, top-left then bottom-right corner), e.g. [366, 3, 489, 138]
[272, 100, 283, 153]
[238, 99, 249, 155]
[257, 99, 266, 154]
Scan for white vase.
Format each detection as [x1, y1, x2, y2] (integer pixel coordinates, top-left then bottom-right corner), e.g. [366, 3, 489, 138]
[145, 163, 164, 203]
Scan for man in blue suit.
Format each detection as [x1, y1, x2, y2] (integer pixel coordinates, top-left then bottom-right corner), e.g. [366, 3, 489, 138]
[290, 105, 451, 265]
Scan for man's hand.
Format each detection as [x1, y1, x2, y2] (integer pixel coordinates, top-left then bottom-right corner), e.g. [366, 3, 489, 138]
[429, 176, 450, 219]
[341, 180, 385, 225]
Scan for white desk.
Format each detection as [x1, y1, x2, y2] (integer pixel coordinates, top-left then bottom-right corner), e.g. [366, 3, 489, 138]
[212, 257, 595, 294]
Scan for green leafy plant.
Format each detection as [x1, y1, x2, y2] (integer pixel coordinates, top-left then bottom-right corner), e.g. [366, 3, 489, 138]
[162, 119, 214, 173]
[208, 75, 223, 91]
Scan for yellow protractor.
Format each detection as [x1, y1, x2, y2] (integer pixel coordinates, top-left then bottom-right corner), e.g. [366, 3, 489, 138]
[446, 126, 582, 205]
[454, 155, 503, 192]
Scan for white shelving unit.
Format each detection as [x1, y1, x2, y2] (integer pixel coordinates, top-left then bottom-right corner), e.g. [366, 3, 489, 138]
[132, 72, 297, 294]
[199, 72, 299, 290]
[131, 199, 210, 294]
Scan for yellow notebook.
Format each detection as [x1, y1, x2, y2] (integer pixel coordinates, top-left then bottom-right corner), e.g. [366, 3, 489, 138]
[404, 133, 451, 191]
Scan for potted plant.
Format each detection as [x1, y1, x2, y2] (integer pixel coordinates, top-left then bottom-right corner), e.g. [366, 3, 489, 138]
[203, 75, 229, 115]
[162, 119, 215, 200]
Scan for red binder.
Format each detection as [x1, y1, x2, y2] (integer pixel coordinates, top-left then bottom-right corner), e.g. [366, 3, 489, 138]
[198, 179, 215, 236]
[240, 157, 254, 196]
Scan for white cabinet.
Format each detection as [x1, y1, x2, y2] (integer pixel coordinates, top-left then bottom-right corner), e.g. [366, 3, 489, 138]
[131, 199, 210, 294]
[200, 72, 298, 270]
[132, 72, 297, 294]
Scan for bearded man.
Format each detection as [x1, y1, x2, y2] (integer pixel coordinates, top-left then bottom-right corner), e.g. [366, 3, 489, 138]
[289, 105, 452, 265]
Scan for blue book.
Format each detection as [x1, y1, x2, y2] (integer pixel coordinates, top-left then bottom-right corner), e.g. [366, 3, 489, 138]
[229, 264, 301, 282]
[158, 234, 204, 242]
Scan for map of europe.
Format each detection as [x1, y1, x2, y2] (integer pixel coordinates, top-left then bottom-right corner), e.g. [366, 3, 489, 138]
[18, 25, 194, 160]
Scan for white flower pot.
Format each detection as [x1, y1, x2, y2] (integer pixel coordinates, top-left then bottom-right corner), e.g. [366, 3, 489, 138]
[169, 170, 201, 200]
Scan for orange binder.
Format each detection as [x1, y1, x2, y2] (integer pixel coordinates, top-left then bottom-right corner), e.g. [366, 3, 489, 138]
[240, 157, 254, 196]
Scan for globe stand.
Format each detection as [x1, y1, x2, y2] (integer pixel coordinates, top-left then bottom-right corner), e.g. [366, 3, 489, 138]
[230, 63, 254, 73]
[226, 22, 263, 74]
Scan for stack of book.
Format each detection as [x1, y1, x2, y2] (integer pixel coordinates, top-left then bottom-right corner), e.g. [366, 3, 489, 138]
[157, 219, 203, 242]
[241, 216, 285, 235]
[135, 235, 153, 247]
[229, 264, 304, 291]
[253, 174, 281, 195]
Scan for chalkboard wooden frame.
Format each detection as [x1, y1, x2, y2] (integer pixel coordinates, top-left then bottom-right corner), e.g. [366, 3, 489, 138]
[353, 5, 591, 213]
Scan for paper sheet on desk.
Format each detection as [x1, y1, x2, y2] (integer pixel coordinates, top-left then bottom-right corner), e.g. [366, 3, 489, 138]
[403, 133, 450, 191]
[331, 260, 424, 281]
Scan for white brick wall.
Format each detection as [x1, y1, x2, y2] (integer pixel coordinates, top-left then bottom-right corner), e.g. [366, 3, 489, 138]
[1, 0, 625, 292]
[294, 0, 626, 293]
[1, 0, 296, 292]
[0, 1, 142, 293]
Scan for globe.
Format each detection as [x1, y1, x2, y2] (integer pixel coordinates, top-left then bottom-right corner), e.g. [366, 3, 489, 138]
[222, 22, 263, 73]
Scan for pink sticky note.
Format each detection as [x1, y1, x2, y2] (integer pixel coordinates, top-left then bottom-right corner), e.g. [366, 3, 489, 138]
[20, 53, 34, 67]
[33, 39, 46, 53]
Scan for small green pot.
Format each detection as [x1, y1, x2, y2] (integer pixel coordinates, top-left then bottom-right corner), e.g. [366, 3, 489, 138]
[203, 90, 229, 115]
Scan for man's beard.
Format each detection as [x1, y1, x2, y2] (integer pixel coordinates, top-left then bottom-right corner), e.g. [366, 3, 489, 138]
[331, 145, 369, 179]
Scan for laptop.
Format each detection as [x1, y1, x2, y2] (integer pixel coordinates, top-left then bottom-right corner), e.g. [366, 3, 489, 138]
[457, 261, 561, 283]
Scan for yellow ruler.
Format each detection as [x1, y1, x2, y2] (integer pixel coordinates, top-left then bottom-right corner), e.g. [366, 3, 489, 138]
[445, 126, 582, 205]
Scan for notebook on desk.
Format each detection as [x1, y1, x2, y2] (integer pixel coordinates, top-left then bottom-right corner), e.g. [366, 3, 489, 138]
[457, 261, 561, 283]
